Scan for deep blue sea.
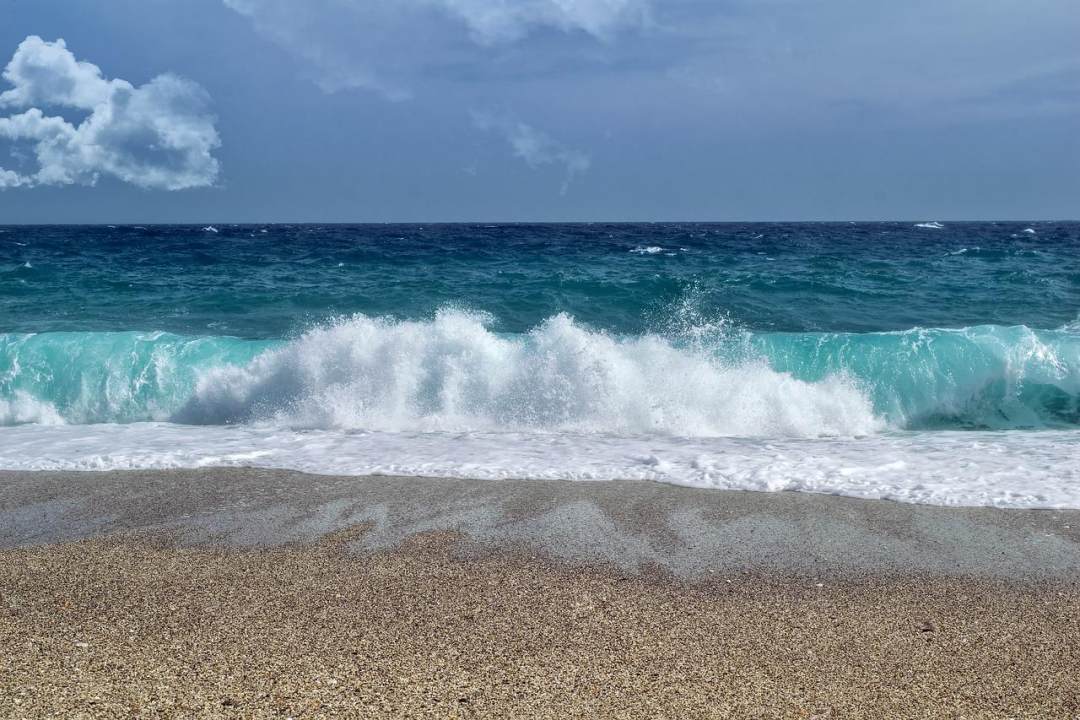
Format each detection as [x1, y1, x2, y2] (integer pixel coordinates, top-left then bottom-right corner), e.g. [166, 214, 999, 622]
[1, 222, 1078, 507]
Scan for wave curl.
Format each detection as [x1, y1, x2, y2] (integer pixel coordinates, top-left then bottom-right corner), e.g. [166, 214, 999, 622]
[1, 310, 1078, 435]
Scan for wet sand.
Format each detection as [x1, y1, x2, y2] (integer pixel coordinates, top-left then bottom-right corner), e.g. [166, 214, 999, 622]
[2, 469, 1079, 718]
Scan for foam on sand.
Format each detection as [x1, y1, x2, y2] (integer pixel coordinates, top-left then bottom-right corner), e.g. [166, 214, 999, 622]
[0, 423, 1078, 508]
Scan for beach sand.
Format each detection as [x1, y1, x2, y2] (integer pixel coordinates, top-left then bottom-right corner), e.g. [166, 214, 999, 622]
[2, 470, 1079, 718]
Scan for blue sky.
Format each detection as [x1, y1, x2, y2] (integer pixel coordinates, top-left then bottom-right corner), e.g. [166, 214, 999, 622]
[1, 0, 1078, 222]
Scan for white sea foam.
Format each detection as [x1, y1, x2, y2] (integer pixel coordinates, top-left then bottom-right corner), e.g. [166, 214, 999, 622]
[202, 225, 219, 233]
[915, 221, 945, 229]
[0, 423, 1076, 508]
[0, 391, 64, 426]
[629, 246, 663, 254]
[4, 313, 1076, 432]
[1023, 228, 1037, 234]
[2, 313, 1076, 509]
[176, 311, 883, 438]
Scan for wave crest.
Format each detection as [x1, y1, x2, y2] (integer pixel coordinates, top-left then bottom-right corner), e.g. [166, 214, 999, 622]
[2, 311, 1078, 435]
[0, 390, 64, 426]
[178, 311, 881, 437]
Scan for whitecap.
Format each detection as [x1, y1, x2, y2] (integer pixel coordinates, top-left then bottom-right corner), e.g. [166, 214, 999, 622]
[175, 310, 884, 439]
[915, 221, 944, 229]
[202, 226, 219, 233]
[0, 391, 65, 426]
[629, 246, 663, 255]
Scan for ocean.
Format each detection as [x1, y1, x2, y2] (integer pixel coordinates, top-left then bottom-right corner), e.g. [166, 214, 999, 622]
[1, 222, 1078, 507]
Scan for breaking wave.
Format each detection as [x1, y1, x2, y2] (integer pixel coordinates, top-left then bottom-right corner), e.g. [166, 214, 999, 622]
[1, 310, 1077, 436]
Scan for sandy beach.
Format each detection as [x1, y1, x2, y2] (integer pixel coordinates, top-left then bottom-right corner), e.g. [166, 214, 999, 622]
[2, 470, 1079, 718]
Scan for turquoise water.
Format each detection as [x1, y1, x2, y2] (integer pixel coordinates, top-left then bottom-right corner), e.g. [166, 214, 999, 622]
[1, 222, 1076, 432]
[0, 322, 1077, 432]
[2, 222, 1078, 507]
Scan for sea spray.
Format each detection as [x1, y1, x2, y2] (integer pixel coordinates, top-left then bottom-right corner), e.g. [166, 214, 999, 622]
[177, 310, 882, 436]
[1, 310, 1078, 433]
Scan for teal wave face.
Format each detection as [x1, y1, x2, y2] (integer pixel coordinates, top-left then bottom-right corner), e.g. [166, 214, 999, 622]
[1, 315, 1077, 433]
[0, 331, 276, 424]
[745, 325, 1080, 429]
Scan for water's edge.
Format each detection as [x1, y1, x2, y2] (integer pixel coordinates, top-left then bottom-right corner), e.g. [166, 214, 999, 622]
[3, 468, 1078, 579]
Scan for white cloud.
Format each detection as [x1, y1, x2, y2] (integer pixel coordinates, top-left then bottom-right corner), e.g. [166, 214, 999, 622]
[430, 0, 649, 44]
[223, 0, 650, 99]
[473, 111, 590, 194]
[0, 36, 220, 191]
[224, 1, 616, 186]
[226, 0, 1080, 125]
[0, 167, 26, 189]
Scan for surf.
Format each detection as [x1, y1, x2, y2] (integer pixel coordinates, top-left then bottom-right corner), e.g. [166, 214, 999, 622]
[1, 310, 1077, 435]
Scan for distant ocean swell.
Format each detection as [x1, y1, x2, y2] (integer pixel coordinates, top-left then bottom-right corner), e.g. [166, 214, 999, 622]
[2, 309, 1077, 436]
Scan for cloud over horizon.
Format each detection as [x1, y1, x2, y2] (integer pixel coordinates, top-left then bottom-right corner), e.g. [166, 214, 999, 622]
[0, 36, 220, 190]
[216, 0, 1079, 215]
[473, 110, 591, 195]
[2, 0, 1075, 220]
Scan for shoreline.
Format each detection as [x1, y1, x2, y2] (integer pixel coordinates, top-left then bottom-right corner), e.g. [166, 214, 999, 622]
[3, 426, 1078, 509]
[3, 468, 1079, 580]
[3, 469, 1079, 717]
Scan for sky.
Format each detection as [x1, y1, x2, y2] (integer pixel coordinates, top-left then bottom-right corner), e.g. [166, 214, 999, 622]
[0, 0, 1078, 222]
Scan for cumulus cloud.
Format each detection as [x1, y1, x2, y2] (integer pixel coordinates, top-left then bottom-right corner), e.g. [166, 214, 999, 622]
[473, 111, 590, 194]
[0, 36, 220, 190]
[0, 167, 25, 189]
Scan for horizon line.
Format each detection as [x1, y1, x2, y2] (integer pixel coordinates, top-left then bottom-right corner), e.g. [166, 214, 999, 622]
[1, 219, 1076, 227]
